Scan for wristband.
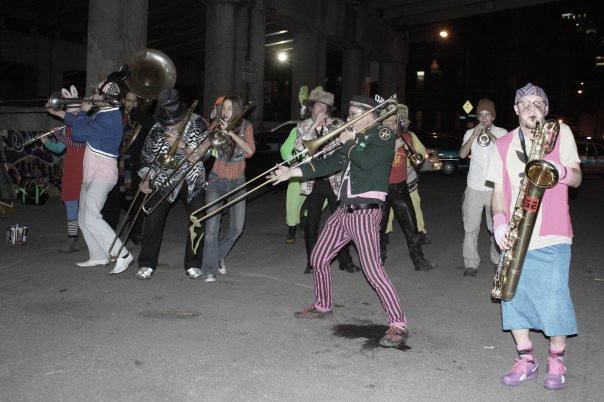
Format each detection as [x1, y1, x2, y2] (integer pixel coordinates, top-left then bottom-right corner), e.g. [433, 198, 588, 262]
[493, 212, 507, 229]
[559, 166, 574, 185]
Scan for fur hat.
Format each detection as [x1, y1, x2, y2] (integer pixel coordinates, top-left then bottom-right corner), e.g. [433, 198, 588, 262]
[305, 88, 334, 106]
[476, 98, 496, 118]
[515, 83, 549, 107]
[154, 89, 185, 125]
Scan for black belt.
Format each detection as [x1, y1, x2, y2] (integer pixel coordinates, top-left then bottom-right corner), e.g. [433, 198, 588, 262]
[339, 203, 382, 213]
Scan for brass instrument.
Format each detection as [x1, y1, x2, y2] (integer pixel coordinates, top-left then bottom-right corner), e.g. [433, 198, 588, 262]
[119, 116, 142, 155]
[491, 120, 560, 301]
[208, 99, 256, 151]
[125, 48, 177, 100]
[46, 92, 121, 110]
[399, 133, 424, 169]
[157, 100, 198, 169]
[107, 49, 178, 262]
[23, 126, 67, 146]
[187, 95, 399, 253]
[477, 124, 492, 147]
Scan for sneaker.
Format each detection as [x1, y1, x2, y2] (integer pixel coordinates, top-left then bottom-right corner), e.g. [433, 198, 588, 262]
[204, 273, 216, 282]
[379, 325, 409, 347]
[218, 259, 227, 275]
[544, 356, 566, 390]
[77, 259, 110, 267]
[109, 253, 134, 275]
[137, 267, 154, 280]
[284, 226, 296, 244]
[463, 268, 478, 277]
[293, 304, 333, 319]
[501, 357, 539, 386]
[186, 267, 202, 279]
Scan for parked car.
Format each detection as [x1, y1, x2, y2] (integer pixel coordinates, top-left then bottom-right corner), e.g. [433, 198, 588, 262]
[254, 121, 299, 154]
[417, 133, 469, 175]
[575, 138, 604, 176]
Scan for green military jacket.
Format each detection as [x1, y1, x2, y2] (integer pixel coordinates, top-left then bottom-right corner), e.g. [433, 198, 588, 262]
[299, 124, 395, 195]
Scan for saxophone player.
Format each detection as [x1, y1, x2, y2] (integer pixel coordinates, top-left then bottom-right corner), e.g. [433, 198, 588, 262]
[486, 83, 581, 390]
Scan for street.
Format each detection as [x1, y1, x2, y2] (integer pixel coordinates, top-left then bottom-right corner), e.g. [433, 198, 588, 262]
[1, 170, 602, 402]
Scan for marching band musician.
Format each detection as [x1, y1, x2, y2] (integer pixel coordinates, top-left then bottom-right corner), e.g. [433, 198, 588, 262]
[135, 89, 211, 280]
[201, 95, 255, 282]
[459, 98, 507, 277]
[293, 88, 360, 275]
[42, 85, 86, 253]
[269, 95, 409, 348]
[46, 72, 133, 274]
[379, 104, 436, 271]
[487, 83, 581, 390]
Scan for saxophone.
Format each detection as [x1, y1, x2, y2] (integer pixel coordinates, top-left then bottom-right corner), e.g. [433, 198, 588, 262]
[491, 120, 560, 301]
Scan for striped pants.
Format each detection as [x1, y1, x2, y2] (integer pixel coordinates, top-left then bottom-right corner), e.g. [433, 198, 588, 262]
[310, 207, 407, 327]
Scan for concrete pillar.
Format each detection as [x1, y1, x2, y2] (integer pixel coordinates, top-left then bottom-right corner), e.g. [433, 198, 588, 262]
[341, 48, 364, 112]
[290, 32, 326, 119]
[204, 2, 237, 117]
[245, 2, 266, 129]
[379, 61, 403, 102]
[86, 0, 147, 90]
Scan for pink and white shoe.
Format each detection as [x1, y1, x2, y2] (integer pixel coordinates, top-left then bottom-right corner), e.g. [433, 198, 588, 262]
[544, 356, 566, 390]
[501, 357, 539, 386]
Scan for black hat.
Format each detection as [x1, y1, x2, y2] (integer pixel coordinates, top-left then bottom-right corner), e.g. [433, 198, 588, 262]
[154, 88, 185, 125]
[349, 95, 379, 110]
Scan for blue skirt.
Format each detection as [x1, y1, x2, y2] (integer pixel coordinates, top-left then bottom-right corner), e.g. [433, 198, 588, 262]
[501, 244, 578, 336]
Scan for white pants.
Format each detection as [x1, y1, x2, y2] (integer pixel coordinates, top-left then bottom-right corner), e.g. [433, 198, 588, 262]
[78, 180, 126, 261]
[461, 187, 499, 269]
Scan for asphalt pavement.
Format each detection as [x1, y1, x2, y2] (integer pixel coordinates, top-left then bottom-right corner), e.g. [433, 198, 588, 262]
[1, 171, 603, 402]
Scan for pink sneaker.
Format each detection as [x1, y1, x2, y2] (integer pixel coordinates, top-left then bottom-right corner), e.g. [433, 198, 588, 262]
[544, 356, 566, 390]
[501, 357, 539, 386]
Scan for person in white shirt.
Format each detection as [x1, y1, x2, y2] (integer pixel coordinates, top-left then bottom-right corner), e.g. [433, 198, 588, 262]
[459, 99, 507, 276]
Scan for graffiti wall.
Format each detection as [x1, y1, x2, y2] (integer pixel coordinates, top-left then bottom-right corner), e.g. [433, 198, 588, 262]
[1, 129, 65, 192]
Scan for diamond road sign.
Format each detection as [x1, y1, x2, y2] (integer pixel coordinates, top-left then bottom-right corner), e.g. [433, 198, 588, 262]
[463, 100, 473, 114]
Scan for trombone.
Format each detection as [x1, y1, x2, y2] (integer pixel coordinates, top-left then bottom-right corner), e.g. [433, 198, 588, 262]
[140, 99, 255, 216]
[187, 95, 398, 253]
[23, 126, 67, 146]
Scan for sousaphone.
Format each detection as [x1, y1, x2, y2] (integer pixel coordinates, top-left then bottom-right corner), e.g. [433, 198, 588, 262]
[120, 48, 177, 154]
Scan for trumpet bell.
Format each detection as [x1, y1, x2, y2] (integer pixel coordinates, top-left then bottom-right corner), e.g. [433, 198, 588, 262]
[125, 48, 177, 100]
[477, 133, 491, 147]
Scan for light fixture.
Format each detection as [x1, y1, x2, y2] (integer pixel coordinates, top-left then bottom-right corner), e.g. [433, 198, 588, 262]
[277, 51, 288, 63]
[439, 30, 448, 39]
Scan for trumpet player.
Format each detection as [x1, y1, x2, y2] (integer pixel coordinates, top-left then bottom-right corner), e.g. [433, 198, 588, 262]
[486, 83, 581, 390]
[293, 88, 360, 274]
[135, 89, 211, 280]
[379, 104, 436, 271]
[46, 73, 133, 273]
[459, 98, 507, 277]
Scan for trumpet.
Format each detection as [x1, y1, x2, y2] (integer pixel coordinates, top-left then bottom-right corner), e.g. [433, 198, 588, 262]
[23, 126, 67, 146]
[187, 95, 399, 253]
[46, 91, 121, 111]
[477, 124, 492, 147]
[399, 134, 424, 169]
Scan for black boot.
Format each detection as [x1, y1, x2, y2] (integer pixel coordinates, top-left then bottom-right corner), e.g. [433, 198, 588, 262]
[58, 237, 79, 253]
[284, 226, 296, 244]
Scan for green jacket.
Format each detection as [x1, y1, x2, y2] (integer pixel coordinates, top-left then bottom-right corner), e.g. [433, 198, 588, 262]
[299, 125, 395, 195]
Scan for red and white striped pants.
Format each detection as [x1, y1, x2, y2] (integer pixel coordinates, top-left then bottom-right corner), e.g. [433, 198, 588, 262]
[310, 207, 407, 327]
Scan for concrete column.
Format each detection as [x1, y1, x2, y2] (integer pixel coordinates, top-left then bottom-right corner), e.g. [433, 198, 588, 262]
[379, 61, 402, 102]
[245, 2, 266, 129]
[341, 48, 364, 112]
[204, 2, 237, 116]
[290, 32, 326, 119]
[86, 0, 148, 89]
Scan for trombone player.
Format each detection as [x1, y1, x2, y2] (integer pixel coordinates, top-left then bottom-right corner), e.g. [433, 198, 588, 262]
[269, 95, 409, 348]
[134, 89, 211, 280]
